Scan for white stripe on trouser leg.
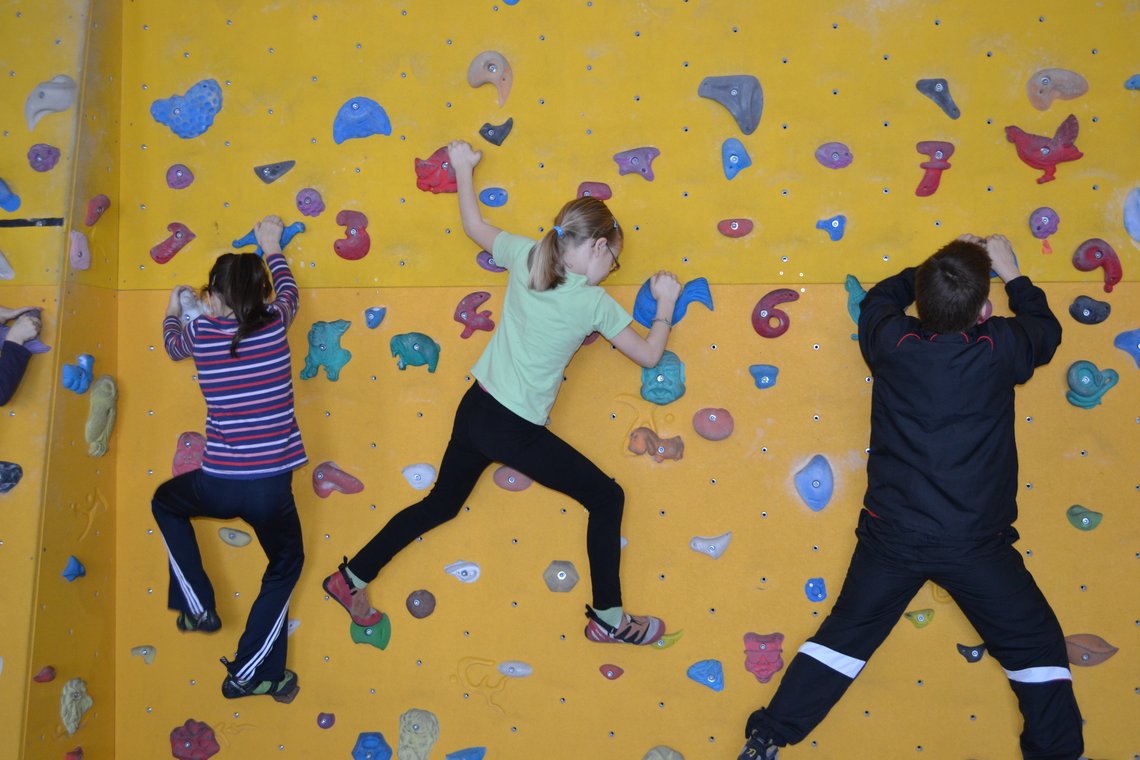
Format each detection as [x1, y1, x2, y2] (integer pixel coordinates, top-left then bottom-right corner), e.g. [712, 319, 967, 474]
[799, 641, 866, 679]
[233, 599, 290, 683]
[1003, 666, 1072, 684]
[162, 537, 205, 617]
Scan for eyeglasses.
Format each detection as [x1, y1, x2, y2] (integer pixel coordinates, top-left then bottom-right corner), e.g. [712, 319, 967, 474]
[606, 245, 621, 274]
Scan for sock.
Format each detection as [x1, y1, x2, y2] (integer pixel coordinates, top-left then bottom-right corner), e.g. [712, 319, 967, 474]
[593, 606, 624, 629]
[344, 565, 367, 590]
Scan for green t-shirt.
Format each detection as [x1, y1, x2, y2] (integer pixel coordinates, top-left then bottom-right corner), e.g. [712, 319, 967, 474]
[471, 231, 633, 425]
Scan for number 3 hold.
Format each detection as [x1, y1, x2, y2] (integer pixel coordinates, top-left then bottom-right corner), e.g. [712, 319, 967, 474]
[751, 288, 799, 338]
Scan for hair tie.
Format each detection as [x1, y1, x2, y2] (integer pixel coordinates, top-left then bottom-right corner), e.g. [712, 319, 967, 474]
[552, 225, 565, 238]
[613, 219, 619, 229]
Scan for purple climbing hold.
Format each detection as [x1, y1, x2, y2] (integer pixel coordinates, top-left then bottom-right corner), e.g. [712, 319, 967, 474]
[1028, 207, 1059, 238]
[27, 144, 61, 172]
[296, 187, 325, 217]
[166, 164, 194, 190]
[577, 181, 612, 200]
[0, 461, 23, 494]
[150, 78, 223, 139]
[1068, 296, 1110, 325]
[1113, 328, 1140, 368]
[815, 142, 853, 169]
[253, 160, 295, 184]
[698, 75, 763, 134]
[317, 712, 336, 729]
[916, 78, 961, 119]
[476, 250, 506, 273]
[479, 117, 513, 147]
[613, 147, 661, 181]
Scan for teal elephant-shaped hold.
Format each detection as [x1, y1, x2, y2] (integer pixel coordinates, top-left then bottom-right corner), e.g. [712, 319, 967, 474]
[1065, 360, 1118, 409]
[390, 332, 440, 373]
[301, 320, 352, 381]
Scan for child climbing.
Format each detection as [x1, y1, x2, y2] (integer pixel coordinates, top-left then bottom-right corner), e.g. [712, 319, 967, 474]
[739, 235, 1082, 759]
[0, 306, 43, 405]
[152, 215, 306, 703]
[324, 139, 683, 646]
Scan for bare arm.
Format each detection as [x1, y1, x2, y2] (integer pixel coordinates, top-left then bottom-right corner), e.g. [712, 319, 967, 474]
[448, 140, 501, 253]
[608, 271, 682, 367]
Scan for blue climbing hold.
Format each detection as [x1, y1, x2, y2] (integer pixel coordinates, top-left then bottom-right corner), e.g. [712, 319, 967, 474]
[641, 351, 686, 405]
[1124, 187, 1140, 243]
[231, 221, 306, 256]
[0, 177, 21, 212]
[845, 274, 866, 339]
[0, 461, 23, 494]
[351, 731, 393, 760]
[365, 307, 387, 329]
[804, 577, 827, 602]
[721, 138, 752, 180]
[1113, 328, 1140, 368]
[1069, 295, 1110, 325]
[333, 97, 392, 144]
[150, 79, 223, 139]
[749, 364, 778, 389]
[794, 454, 834, 512]
[502, 0, 519, 4]
[632, 277, 714, 329]
[479, 187, 508, 207]
[686, 659, 725, 692]
[1065, 360, 1118, 409]
[62, 555, 86, 582]
[816, 214, 847, 241]
[1125, 74, 1140, 90]
[446, 749, 487, 760]
[62, 354, 94, 394]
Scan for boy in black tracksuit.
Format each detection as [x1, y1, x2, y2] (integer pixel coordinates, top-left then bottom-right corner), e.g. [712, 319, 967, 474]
[739, 235, 1083, 759]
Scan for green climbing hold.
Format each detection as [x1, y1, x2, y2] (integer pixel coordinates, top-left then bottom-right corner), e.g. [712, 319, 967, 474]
[1066, 504, 1102, 531]
[350, 614, 391, 650]
[904, 609, 934, 628]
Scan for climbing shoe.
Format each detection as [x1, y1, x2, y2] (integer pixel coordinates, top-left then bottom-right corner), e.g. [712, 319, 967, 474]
[738, 730, 779, 760]
[322, 558, 385, 626]
[176, 609, 221, 633]
[583, 605, 665, 646]
[220, 659, 299, 703]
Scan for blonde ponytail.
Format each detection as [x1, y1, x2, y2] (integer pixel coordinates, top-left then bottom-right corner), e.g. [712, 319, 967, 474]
[527, 197, 623, 291]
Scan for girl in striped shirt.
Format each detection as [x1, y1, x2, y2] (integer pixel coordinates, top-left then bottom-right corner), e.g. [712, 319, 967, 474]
[153, 215, 305, 703]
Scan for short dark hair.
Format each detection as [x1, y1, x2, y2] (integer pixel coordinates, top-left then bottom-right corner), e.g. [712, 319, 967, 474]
[915, 240, 991, 333]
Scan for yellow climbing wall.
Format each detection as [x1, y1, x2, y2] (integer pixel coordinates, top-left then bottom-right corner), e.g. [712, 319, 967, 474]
[1, 1, 1137, 758]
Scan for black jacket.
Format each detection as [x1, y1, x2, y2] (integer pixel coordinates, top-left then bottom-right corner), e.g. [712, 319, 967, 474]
[857, 268, 1062, 539]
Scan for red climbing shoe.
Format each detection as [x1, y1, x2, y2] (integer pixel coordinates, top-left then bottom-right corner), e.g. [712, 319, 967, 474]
[583, 605, 665, 646]
[322, 560, 384, 627]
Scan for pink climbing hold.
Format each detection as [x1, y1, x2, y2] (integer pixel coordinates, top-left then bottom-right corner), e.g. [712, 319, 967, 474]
[751, 289, 799, 338]
[1071, 238, 1122, 293]
[85, 194, 110, 226]
[169, 719, 220, 760]
[1005, 114, 1083, 184]
[743, 632, 785, 683]
[150, 223, 195, 265]
[172, 432, 206, 476]
[628, 427, 684, 462]
[493, 465, 533, 492]
[577, 181, 612, 200]
[454, 291, 495, 338]
[312, 461, 364, 498]
[33, 665, 56, 683]
[334, 210, 370, 261]
[65, 748, 83, 760]
[717, 218, 753, 238]
[692, 408, 733, 441]
[69, 230, 91, 271]
[414, 146, 458, 194]
[914, 141, 954, 197]
[613, 146, 661, 181]
[599, 664, 624, 680]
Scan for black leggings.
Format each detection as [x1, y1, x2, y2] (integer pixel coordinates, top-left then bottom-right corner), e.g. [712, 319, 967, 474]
[348, 383, 625, 609]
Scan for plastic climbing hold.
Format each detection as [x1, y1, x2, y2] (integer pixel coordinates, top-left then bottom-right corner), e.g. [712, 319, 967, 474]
[543, 560, 579, 592]
[312, 461, 364, 498]
[446, 749, 487, 760]
[467, 51, 513, 106]
[398, 708, 440, 760]
[365, 307, 387, 329]
[62, 556, 86, 581]
[390, 332, 441, 372]
[749, 364, 778, 389]
[0, 461, 23, 494]
[795, 454, 834, 512]
[1027, 68, 1088, 110]
[744, 632, 785, 683]
[1068, 295, 1110, 325]
[218, 527, 251, 547]
[494, 465, 533, 492]
[816, 214, 846, 241]
[27, 144, 61, 172]
[151, 79, 223, 139]
[698, 75, 763, 134]
[402, 463, 437, 491]
[1005, 114, 1083, 184]
[1071, 238, 1121, 293]
[301, 320, 352, 381]
[130, 645, 157, 665]
[65, 747, 83, 760]
[686, 659, 725, 692]
[415, 146, 457, 193]
[296, 187, 325, 217]
[497, 661, 533, 678]
[717, 218, 753, 238]
[406, 589, 436, 618]
[0, 177, 21, 212]
[629, 427, 684, 462]
[1113, 328, 1140, 368]
[1125, 187, 1140, 243]
[690, 531, 732, 559]
[317, 712, 336, 729]
[232, 220, 305, 256]
[640, 351, 686, 405]
[150, 222, 196, 265]
[915, 78, 960, 119]
[62, 354, 94, 394]
[1029, 206, 1059, 239]
[721, 138, 752, 180]
[478, 187, 508, 207]
[479, 118, 513, 147]
[956, 643, 985, 663]
[1065, 360, 1118, 409]
[904, 609, 934, 628]
[1066, 504, 1102, 531]
[692, 408, 733, 441]
[1127, 74, 1140, 90]
[751, 289, 799, 338]
[169, 718, 219, 760]
[26, 75, 77, 130]
[599, 664, 624, 680]
[642, 748, 684, 760]
[577, 181, 612, 200]
[1065, 633, 1118, 667]
[351, 732, 393, 760]
[34, 665, 57, 683]
[845, 274, 867, 339]
[445, 560, 480, 583]
[613, 146, 661, 181]
[172, 431, 206, 476]
[334, 210, 370, 260]
[804, 577, 827, 602]
[633, 276, 713, 329]
[914, 141, 954, 197]
[350, 615, 392, 650]
[286, 619, 301, 636]
[252, 160, 295, 184]
[67, 230, 90, 272]
[454, 292, 495, 338]
[653, 630, 685, 650]
[179, 290, 206, 327]
[815, 141, 853, 169]
[0, 314, 49, 353]
[166, 164, 194, 190]
[476, 250, 506, 273]
[85, 194, 110, 226]
[86, 376, 117, 457]
[333, 97, 391, 144]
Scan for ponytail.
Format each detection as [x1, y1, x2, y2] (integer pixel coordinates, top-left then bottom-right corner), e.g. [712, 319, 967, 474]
[206, 253, 275, 357]
[527, 197, 623, 292]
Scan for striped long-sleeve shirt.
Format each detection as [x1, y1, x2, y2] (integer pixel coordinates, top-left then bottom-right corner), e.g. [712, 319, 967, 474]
[163, 252, 307, 478]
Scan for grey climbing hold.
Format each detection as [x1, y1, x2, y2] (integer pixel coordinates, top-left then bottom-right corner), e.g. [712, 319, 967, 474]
[479, 118, 513, 146]
[916, 78, 961, 119]
[543, 560, 580, 592]
[253, 160, 295, 184]
[698, 75, 763, 134]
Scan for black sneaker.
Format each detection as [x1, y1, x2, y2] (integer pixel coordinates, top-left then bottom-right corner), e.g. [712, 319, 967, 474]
[738, 731, 778, 760]
[219, 659, 299, 703]
[176, 609, 221, 633]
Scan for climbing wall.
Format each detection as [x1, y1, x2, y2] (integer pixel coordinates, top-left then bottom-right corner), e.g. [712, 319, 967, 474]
[1, 1, 1137, 758]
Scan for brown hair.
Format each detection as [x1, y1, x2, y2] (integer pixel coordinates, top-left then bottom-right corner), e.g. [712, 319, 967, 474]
[528, 197, 623, 291]
[205, 253, 274, 357]
[915, 240, 991, 334]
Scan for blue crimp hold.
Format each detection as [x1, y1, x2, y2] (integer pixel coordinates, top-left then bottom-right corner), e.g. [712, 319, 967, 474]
[686, 659, 725, 692]
[804, 577, 828, 602]
[365, 307, 387, 329]
[62, 555, 86, 582]
[816, 214, 847, 241]
[1124, 74, 1140, 90]
[446, 749, 487, 760]
[1113, 328, 1140, 368]
[633, 277, 714, 329]
[231, 221, 306, 256]
[721, 137, 752, 180]
[333, 97, 392, 144]
[351, 732, 392, 760]
[150, 79, 223, 139]
[0, 177, 21, 212]
[479, 187, 508, 207]
[62, 354, 94, 394]
[749, 364, 778, 389]
[795, 454, 833, 512]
